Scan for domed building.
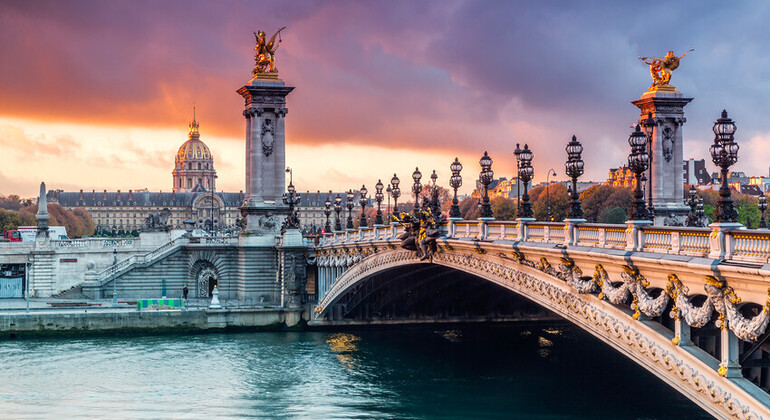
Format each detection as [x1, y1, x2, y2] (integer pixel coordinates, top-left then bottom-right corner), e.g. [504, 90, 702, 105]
[173, 111, 217, 192]
[48, 111, 346, 235]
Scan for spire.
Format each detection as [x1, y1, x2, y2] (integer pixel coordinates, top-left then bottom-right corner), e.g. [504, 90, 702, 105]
[188, 107, 200, 140]
[36, 181, 49, 236]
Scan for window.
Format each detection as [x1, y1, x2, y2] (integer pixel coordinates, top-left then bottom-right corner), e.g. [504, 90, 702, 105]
[188, 163, 191, 170]
[187, 178, 192, 188]
[198, 163, 201, 170]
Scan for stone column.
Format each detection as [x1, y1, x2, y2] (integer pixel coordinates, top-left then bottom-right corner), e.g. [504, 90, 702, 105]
[237, 79, 294, 234]
[632, 90, 693, 225]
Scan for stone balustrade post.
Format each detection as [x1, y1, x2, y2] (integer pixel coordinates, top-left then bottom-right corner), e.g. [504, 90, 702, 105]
[516, 218, 535, 242]
[708, 222, 743, 260]
[625, 220, 652, 251]
[598, 227, 606, 247]
[447, 218, 461, 238]
[478, 217, 493, 240]
[670, 231, 680, 254]
[564, 218, 586, 247]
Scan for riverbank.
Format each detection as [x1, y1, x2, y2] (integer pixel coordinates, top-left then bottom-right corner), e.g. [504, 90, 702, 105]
[0, 299, 307, 338]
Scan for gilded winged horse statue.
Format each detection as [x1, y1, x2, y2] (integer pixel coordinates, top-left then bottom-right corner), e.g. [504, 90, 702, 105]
[253, 27, 286, 75]
[639, 49, 693, 89]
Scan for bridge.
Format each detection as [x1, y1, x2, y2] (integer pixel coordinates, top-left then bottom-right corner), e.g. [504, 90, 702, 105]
[313, 218, 770, 419]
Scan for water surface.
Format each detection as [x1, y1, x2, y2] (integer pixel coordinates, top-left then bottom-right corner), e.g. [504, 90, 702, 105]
[0, 325, 710, 419]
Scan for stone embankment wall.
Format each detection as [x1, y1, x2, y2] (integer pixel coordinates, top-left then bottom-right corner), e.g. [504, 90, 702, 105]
[0, 308, 305, 337]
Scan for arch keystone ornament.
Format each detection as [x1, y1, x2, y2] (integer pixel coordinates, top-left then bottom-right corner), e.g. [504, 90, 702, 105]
[314, 246, 770, 419]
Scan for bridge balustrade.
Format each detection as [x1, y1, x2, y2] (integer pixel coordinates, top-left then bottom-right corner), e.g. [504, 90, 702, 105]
[320, 219, 770, 265]
[732, 230, 770, 263]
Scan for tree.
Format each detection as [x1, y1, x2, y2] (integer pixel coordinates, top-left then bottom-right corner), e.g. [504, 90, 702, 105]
[0, 194, 24, 211]
[531, 183, 569, 221]
[580, 185, 615, 222]
[458, 197, 480, 219]
[17, 203, 95, 238]
[491, 198, 517, 221]
[599, 207, 628, 224]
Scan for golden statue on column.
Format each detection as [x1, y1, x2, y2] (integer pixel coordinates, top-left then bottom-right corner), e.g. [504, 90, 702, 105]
[638, 49, 693, 91]
[253, 27, 286, 79]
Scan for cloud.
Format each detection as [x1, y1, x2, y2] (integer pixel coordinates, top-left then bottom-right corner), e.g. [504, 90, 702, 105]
[2, 0, 770, 188]
[0, 125, 82, 157]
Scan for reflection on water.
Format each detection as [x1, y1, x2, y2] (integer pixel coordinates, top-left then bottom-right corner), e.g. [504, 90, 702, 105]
[326, 333, 360, 371]
[0, 325, 711, 419]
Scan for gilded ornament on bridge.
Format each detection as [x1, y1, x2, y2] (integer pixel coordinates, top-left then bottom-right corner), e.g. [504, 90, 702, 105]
[638, 49, 693, 92]
[252, 27, 286, 79]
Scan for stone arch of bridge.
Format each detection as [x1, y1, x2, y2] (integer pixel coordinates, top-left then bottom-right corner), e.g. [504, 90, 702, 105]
[314, 249, 768, 420]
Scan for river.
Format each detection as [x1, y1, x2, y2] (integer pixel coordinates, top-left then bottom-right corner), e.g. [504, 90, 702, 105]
[0, 324, 709, 419]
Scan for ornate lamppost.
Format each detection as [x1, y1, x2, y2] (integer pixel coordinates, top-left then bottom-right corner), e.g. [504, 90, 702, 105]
[449, 157, 463, 218]
[479, 151, 494, 218]
[281, 180, 301, 230]
[546, 168, 557, 221]
[696, 198, 705, 225]
[759, 195, 767, 229]
[359, 185, 368, 227]
[628, 125, 650, 220]
[565, 135, 584, 219]
[374, 180, 384, 225]
[390, 174, 401, 215]
[345, 190, 355, 229]
[514, 143, 522, 217]
[429, 170, 440, 216]
[333, 194, 343, 231]
[411, 168, 422, 216]
[640, 111, 657, 221]
[709, 110, 739, 223]
[685, 185, 698, 227]
[323, 194, 332, 233]
[518, 145, 534, 218]
[385, 184, 392, 223]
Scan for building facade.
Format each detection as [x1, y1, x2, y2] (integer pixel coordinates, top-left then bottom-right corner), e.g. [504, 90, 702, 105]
[51, 116, 242, 233]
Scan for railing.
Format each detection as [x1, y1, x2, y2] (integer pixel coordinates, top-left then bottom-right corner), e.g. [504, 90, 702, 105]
[642, 228, 673, 252]
[54, 238, 136, 249]
[315, 219, 770, 264]
[96, 238, 188, 284]
[732, 231, 770, 262]
[201, 236, 238, 245]
[679, 229, 710, 255]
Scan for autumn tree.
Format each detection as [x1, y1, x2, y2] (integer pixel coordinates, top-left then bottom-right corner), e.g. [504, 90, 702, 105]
[531, 183, 569, 221]
[491, 197, 517, 221]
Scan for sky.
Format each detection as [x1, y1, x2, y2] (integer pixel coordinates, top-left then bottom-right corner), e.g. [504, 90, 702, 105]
[1, 0, 770, 198]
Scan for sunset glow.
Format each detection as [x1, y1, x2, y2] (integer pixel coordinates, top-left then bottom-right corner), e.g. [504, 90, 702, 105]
[2, 1, 770, 197]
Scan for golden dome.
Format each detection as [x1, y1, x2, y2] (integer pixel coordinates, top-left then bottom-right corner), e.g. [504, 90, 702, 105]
[175, 109, 212, 161]
[176, 139, 212, 161]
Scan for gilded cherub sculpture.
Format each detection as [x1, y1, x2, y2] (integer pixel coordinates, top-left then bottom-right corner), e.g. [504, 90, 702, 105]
[638, 49, 693, 90]
[253, 27, 286, 75]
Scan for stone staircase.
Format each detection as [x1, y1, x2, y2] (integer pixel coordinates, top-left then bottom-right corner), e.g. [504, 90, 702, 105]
[95, 238, 187, 288]
[52, 285, 87, 299]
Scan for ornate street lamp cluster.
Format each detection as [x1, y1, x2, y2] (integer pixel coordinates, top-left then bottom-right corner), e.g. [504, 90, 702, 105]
[517, 144, 535, 218]
[710, 110, 740, 223]
[449, 158, 463, 218]
[358, 185, 368, 227]
[281, 170, 301, 231]
[309, 108, 750, 232]
[374, 180, 385, 225]
[627, 125, 650, 221]
[565, 135, 584, 219]
[640, 112, 657, 220]
[478, 151, 494, 218]
[412, 167, 422, 215]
